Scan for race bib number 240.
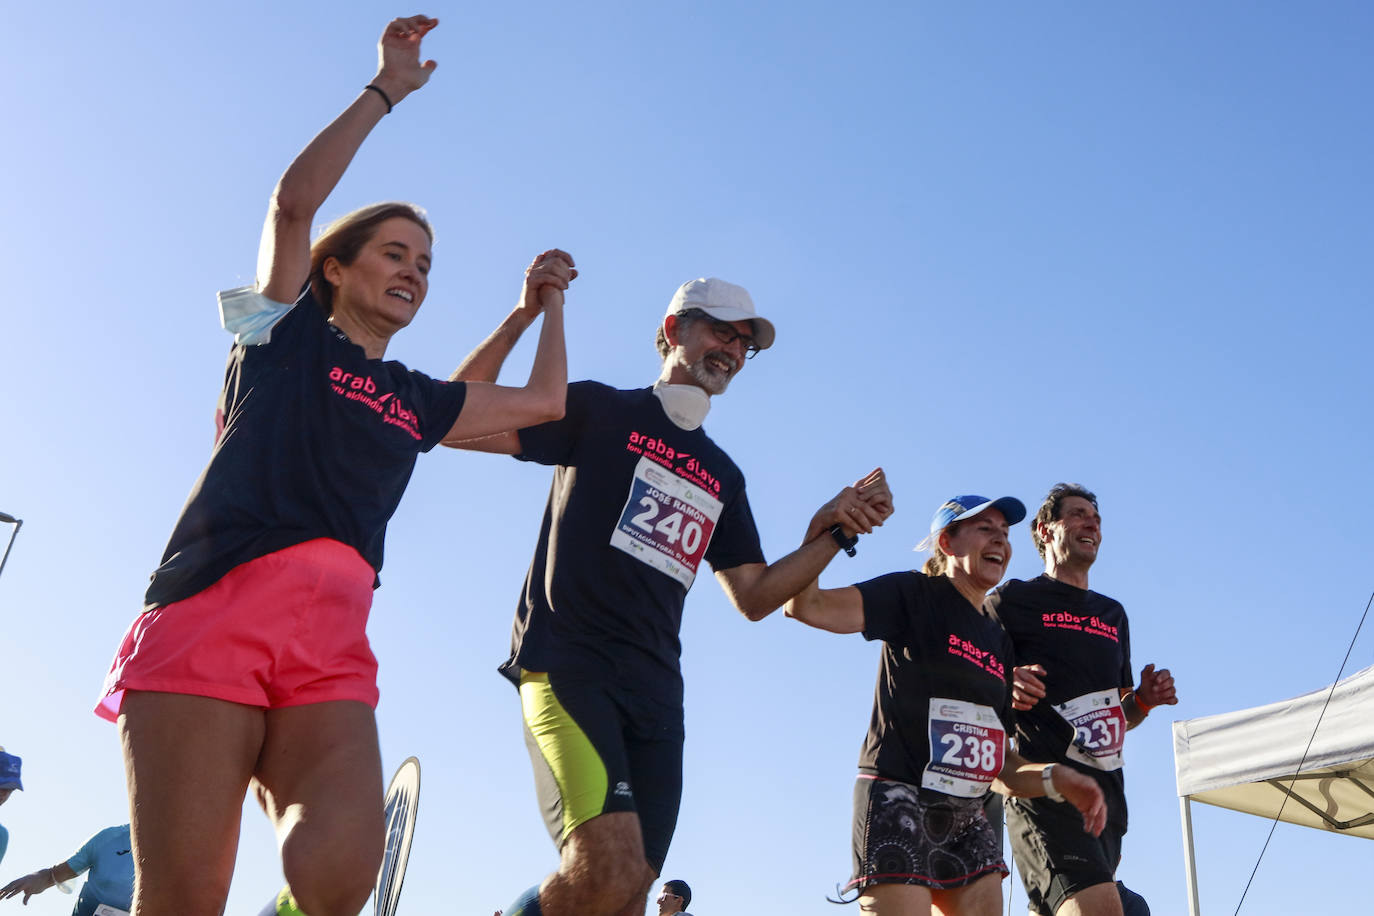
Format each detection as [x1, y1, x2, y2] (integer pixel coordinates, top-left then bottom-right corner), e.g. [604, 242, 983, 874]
[610, 456, 723, 588]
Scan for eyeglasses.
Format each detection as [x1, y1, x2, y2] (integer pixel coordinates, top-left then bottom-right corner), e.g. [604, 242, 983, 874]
[707, 320, 761, 358]
[678, 309, 760, 358]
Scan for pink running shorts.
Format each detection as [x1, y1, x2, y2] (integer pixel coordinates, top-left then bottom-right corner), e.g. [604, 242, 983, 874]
[97, 538, 379, 721]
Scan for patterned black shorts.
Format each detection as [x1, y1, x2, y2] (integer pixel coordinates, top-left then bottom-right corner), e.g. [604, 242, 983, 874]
[848, 775, 1007, 893]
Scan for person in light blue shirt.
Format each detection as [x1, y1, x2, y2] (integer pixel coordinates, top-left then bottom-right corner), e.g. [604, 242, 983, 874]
[0, 749, 23, 869]
[0, 824, 134, 916]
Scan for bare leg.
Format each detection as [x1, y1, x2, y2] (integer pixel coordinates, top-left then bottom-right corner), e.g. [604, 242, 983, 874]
[119, 692, 265, 916]
[1057, 882, 1125, 916]
[255, 701, 385, 916]
[538, 811, 654, 916]
[931, 873, 1003, 915]
[859, 882, 933, 915]
[608, 865, 656, 916]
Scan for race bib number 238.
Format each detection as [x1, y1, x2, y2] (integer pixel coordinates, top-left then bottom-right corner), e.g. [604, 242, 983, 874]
[923, 698, 1006, 798]
[610, 456, 723, 588]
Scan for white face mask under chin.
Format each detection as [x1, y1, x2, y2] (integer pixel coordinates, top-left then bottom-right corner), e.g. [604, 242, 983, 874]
[652, 382, 711, 431]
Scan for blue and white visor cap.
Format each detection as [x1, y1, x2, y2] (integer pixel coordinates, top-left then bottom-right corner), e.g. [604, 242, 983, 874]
[0, 750, 22, 790]
[665, 277, 776, 350]
[917, 494, 1027, 550]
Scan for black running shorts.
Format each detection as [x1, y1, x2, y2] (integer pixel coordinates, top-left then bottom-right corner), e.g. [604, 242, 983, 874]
[1007, 795, 1124, 915]
[518, 671, 684, 873]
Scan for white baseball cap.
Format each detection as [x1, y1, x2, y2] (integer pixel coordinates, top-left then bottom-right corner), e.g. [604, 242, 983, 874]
[665, 278, 776, 350]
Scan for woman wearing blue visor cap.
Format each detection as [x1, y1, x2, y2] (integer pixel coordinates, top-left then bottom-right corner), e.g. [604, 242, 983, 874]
[787, 494, 1107, 916]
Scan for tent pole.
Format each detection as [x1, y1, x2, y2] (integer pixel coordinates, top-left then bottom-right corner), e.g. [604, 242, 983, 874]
[1181, 795, 1201, 916]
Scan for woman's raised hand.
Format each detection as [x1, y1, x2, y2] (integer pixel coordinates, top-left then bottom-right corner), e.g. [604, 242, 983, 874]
[374, 15, 440, 102]
[521, 249, 578, 315]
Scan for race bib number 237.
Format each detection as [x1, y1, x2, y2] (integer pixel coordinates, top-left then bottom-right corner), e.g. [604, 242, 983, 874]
[610, 456, 722, 588]
[1054, 688, 1126, 771]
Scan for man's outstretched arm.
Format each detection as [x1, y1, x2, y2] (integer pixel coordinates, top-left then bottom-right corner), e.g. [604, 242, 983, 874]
[716, 468, 891, 621]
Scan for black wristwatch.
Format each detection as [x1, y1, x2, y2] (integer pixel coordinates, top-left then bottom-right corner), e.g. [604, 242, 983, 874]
[828, 525, 858, 557]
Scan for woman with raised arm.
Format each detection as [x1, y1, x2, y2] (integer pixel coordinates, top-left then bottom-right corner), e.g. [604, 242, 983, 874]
[786, 494, 1108, 916]
[95, 16, 574, 916]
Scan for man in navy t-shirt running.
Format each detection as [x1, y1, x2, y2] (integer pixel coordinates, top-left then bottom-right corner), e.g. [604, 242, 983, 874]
[455, 277, 892, 916]
[987, 484, 1178, 916]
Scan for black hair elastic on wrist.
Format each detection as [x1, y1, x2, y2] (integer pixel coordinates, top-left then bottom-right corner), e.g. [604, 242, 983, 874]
[829, 525, 858, 557]
[364, 84, 394, 113]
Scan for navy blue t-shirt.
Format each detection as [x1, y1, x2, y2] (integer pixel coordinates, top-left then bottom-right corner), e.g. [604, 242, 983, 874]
[986, 575, 1133, 827]
[856, 571, 1016, 794]
[500, 382, 765, 705]
[144, 290, 467, 610]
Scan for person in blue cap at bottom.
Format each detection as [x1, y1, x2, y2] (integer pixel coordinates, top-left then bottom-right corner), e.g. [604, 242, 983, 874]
[0, 824, 134, 916]
[0, 750, 21, 867]
[785, 494, 1109, 916]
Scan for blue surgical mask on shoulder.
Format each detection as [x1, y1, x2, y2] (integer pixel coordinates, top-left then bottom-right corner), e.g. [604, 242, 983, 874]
[218, 285, 295, 346]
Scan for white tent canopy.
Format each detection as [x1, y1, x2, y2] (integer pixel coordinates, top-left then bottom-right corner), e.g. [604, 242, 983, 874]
[1172, 663, 1374, 914]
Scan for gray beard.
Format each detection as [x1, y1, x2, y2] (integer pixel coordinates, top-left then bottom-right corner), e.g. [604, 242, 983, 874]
[686, 354, 733, 395]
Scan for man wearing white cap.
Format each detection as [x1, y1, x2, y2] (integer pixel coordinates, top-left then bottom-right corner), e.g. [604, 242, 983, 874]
[454, 278, 892, 916]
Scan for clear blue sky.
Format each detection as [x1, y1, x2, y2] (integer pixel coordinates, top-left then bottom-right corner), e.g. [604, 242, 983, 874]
[3, 2, 1372, 914]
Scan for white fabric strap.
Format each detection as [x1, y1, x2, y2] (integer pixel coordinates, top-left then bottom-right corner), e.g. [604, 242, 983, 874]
[1042, 763, 1065, 802]
[651, 382, 711, 431]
